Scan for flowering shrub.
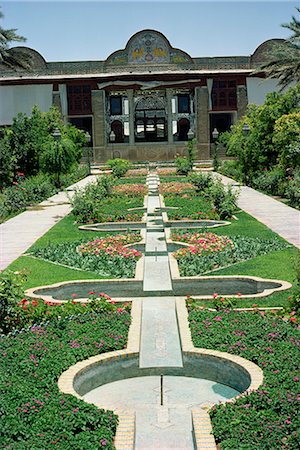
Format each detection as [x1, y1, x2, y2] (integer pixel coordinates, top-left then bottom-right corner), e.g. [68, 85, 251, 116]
[113, 183, 146, 197]
[0, 309, 130, 446]
[31, 234, 142, 278]
[158, 182, 194, 196]
[189, 308, 300, 449]
[78, 234, 142, 259]
[172, 231, 289, 276]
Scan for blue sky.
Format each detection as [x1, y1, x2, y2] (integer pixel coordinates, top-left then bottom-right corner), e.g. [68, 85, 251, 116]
[1, 1, 298, 61]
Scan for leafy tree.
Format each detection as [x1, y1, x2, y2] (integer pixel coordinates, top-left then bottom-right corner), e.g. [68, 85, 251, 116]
[273, 112, 300, 170]
[261, 8, 300, 89]
[40, 137, 77, 188]
[0, 137, 16, 187]
[0, 7, 31, 69]
[224, 85, 300, 183]
[0, 106, 86, 182]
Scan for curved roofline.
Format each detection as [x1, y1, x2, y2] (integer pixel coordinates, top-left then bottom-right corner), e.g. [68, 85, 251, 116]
[106, 29, 193, 64]
[252, 38, 285, 56]
[11, 46, 47, 65]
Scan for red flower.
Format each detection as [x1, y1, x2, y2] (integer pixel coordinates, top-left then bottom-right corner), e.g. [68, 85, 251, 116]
[290, 317, 297, 323]
[31, 300, 38, 307]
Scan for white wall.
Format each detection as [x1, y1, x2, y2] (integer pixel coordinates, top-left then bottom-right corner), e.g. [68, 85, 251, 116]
[246, 78, 279, 105]
[0, 84, 53, 125]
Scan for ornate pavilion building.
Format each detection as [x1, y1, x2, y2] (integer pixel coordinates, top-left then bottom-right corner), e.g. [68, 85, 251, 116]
[0, 29, 283, 162]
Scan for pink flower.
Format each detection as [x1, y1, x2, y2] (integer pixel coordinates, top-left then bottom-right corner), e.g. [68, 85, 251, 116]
[214, 315, 222, 321]
[212, 293, 218, 299]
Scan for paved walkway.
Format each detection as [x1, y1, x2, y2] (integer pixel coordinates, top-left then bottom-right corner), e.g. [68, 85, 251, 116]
[0, 176, 97, 270]
[218, 173, 300, 249]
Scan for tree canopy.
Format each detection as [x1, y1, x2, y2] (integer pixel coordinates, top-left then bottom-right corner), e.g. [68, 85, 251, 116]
[261, 8, 300, 89]
[0, 7, 32, 69]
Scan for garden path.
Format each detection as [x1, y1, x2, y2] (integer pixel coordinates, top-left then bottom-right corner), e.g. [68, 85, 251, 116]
[218, 173, 300, 249]
[0, 175, 97, 270]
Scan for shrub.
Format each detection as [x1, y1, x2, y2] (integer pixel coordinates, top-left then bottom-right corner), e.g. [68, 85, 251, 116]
[251, 167, 286, 196]
[71, 176, 114, 222]
[21, 173, 57, 203]
[60, 164, 89, 187]
[219, 160, 242, 182]
[106, 158, 130, 178]
[188, 172, 213, 193]
[285, 170, 300, 208]
[174, 156, 191, 175]
[208, 180, 238, 219]
[0, 271, 27, 334]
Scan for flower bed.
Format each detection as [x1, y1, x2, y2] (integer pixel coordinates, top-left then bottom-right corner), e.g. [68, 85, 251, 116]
[125, 168, 148, 177]
[0, 307, 131, 448]
[31, 233, 142, 278]
[78, 234, 142, 258]
[157, 168, 177, 176]
[112, 183, 147, 197]
[158, 181, 194, 196]
[188, 308, 299, 449]
[172, 231, 289, 276]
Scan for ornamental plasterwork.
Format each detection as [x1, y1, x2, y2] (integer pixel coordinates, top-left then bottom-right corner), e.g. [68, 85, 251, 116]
[105, 30, 193, 67]
[134, 93, 166, 111]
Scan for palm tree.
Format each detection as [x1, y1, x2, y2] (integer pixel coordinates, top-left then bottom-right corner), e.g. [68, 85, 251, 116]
[0, 8, 31, 69]
[261, 8, 300, 89]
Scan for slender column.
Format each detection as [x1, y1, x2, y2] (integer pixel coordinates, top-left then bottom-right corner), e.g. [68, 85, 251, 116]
[91, 90, 106, 147]
[166, 88, 173, 144]
[127, 89, 135, 145]
[195, 86, 210, 159]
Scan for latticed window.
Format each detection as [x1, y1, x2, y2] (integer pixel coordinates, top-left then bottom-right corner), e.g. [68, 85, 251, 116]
[177, 94, 190, 113]
[211, 80, 237, 110]
[67, 85, 92, 115]
[110, 96, 123, 115]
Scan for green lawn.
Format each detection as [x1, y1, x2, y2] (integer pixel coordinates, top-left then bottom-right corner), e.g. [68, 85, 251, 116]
[7, 213, 122, 288]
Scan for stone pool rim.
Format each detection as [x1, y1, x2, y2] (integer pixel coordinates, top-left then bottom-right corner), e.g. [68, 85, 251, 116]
[25, 275, 292, 304]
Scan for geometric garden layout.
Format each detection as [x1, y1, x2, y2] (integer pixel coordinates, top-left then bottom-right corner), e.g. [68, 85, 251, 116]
[1, 168, 299, 449]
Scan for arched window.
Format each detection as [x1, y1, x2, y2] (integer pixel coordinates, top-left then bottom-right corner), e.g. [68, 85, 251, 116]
[111, 120, 124, 143]
[177, 118, 190, 141]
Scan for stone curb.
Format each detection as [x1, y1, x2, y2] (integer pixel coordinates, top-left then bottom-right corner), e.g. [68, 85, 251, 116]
[57, 299, 142, 449]
[176, 297, 264, 450]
